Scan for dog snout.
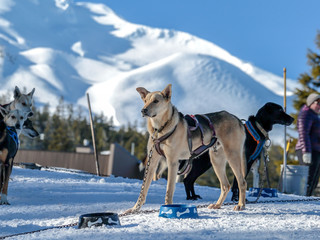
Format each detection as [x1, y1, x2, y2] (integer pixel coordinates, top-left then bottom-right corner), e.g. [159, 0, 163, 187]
[286, 116, 294, 126]
[16, 123, 21, 129]
[141, 108, 148, 116]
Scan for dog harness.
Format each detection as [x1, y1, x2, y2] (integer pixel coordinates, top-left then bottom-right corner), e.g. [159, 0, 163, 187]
[244, 120, 266, 163]
[152, 107, 177, 157]
[178, 114, 217, 176]
[6, 126, 19, 150]
[153, 125, 177, 157]
[186, 114, 217, 159]
[152, 112, 217, 161]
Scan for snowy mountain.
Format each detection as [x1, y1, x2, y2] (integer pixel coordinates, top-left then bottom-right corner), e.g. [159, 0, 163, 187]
[0, 0, 297, 133]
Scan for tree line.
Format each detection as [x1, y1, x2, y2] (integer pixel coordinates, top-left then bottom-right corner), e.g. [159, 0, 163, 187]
[0, 94, 149, 161]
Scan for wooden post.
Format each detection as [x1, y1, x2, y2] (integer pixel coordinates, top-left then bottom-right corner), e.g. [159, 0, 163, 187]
[282, 68, 287, 192]
[87, 93, 100, 176]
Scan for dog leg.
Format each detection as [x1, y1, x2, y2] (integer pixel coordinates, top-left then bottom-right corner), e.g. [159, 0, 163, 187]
[0, 158, 12, 205]
[208, 149, 230, 209]
[251, 159, 260, 188]
[184, 172, 202, 200]
[176, 174, 183, 183]
[165, 159, 179, 205]
[183, 177, 192, 200]
[225, 149, 247, 211]
[230, 177, 239, 202]
[154, 158, 167, 181]
[124, 153, 162, 214]
[0, 193, 9, 205]
[0, 163, 3, 203]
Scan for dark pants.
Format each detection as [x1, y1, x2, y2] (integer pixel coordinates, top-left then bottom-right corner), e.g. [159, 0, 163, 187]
[296, 149, 320, 196]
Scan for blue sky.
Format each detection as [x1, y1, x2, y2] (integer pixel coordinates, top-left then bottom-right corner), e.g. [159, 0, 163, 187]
[78, 0, 320, 80]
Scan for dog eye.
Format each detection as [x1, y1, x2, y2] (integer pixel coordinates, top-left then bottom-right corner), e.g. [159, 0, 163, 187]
[20, 117, 24, 120]
[153, 100, 159, 104]
[11, 116, 16, 119]
[22, 102, 26, 106]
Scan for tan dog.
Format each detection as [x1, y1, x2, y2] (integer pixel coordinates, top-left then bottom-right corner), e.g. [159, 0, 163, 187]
[125, 84, 247, 213]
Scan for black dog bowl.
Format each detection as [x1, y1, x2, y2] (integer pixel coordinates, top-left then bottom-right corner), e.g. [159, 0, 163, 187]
[78, 212, 120, 229]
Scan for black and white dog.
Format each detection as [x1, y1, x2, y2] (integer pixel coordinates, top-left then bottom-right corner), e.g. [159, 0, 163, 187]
[0, 107, 27, 204]
[182, 102, 294, 201]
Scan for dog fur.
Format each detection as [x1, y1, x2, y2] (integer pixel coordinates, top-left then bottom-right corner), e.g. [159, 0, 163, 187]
[182, 102, 294, 201]
[2, 86, 35, 118]
[0, 86, 37, 139]
[0, 107, 27, 205]
[125, 84, 247, 213]
[21, 118, 39, 139]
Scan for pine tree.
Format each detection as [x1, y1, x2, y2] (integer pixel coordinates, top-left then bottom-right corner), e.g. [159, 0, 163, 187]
[293, 31, 320, 117]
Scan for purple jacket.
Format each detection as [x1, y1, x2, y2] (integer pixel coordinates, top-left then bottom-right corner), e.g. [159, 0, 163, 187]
[296, 105, 320, 153]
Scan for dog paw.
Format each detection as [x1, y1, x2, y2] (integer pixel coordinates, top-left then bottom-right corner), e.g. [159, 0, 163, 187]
[233, 205, 245, 211]
[193, 195, 202, 200]
[123, 208, 139, 215]
[187, 195, 202, 201]
[0, 195, 10, 205]
[208, 203, 221, 209]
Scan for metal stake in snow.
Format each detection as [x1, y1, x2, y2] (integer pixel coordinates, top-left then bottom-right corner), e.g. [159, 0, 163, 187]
[282, 68, 287, 193]
[87, 93, 100, 176]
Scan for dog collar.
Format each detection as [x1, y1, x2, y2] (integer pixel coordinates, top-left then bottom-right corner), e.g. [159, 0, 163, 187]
[255, 121, 268, 139]
[151, 107, 177, 157]
[245, 121, 266, 162]
[154, 106, 175, 133]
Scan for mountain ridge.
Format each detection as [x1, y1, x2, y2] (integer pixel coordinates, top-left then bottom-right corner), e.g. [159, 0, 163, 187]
[0, 0, 295, 136]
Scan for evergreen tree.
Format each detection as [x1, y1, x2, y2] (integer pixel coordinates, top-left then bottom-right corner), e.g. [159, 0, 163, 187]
[293, 31, 320, 118]
[288, 31, 320, 156]
[0, 90, 149, 160]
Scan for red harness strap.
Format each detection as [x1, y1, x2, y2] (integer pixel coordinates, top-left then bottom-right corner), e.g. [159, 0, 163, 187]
[153, 125, 177, 157]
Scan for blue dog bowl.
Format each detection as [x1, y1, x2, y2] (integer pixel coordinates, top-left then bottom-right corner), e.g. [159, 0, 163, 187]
[248, 187, 278, 198]
[159, 204, 198, 219]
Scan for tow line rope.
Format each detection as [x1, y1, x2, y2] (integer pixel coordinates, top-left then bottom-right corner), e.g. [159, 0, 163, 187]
[0, 222, 78, 240]
[1, 197, 319, 240]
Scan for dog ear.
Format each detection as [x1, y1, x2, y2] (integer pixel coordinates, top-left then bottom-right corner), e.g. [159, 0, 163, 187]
[161, 84, 172, 100]
[28, 88, 35, 97]
[0, 106, 8, 118]
[136, 87, 149, 100]
[14, 86, 21, 99]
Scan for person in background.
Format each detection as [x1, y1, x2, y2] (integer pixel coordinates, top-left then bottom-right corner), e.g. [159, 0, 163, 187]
[296, 93, 320, 196]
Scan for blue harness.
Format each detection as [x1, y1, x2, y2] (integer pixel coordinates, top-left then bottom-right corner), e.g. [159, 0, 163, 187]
[6, 126, 19, 149]
[244, 121, 265, 163]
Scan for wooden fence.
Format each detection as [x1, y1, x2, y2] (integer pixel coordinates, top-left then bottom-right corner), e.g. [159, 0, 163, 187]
[14, 143, 142, 179]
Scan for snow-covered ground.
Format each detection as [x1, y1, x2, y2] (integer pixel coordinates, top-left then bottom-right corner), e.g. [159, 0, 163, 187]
[1, 166, 319, 240]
